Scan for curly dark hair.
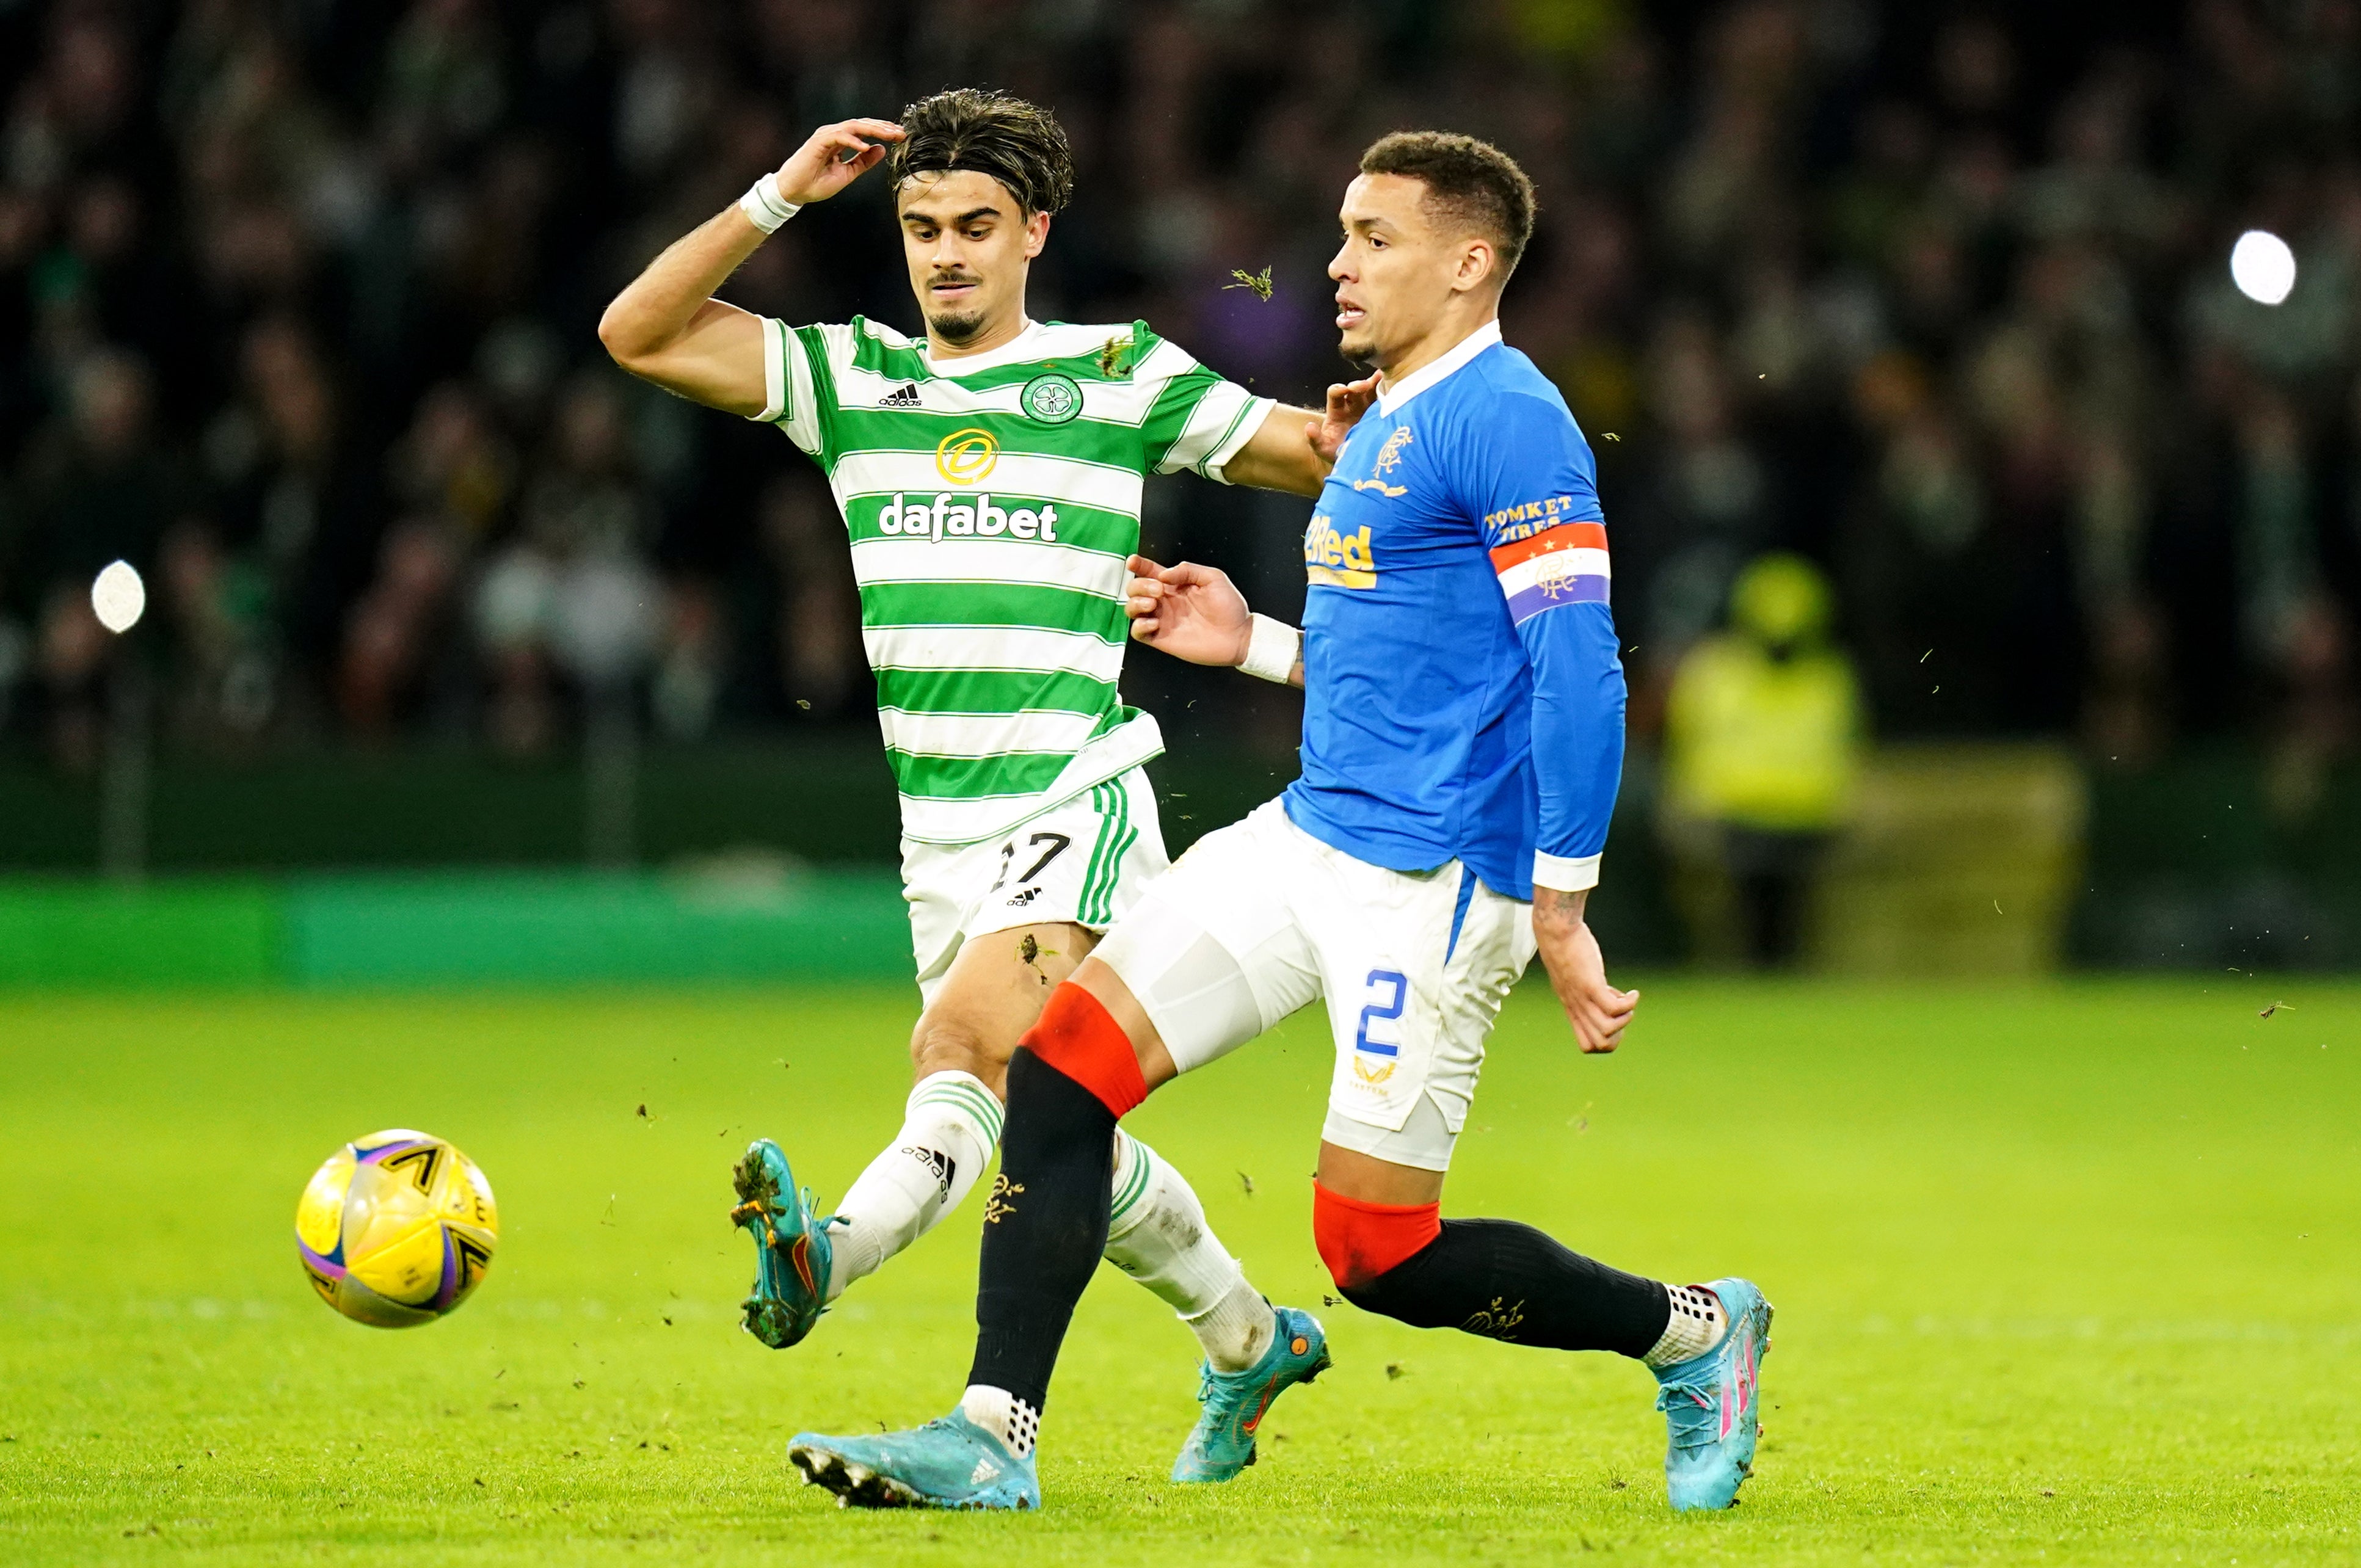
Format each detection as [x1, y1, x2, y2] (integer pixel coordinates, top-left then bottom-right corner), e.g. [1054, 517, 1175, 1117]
[1358, 131, 1537, 275]
[889, 89, 1074, 216]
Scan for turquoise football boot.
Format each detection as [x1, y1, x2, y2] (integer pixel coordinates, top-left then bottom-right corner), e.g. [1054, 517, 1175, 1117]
[1653, 1277, 1773, 1511]
[729, 1138, 833, 1349]
[1171, 1304, 1332, 1483]
[788, 1410, 1040, 1510]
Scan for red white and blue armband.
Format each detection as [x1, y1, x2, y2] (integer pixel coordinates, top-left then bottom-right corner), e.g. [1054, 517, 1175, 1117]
[1488, 520, 1609, 624]
[1491, 518, 1621, 898]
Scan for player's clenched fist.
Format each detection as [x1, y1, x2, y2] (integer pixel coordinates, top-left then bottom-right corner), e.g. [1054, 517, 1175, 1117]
[1123, 555, 1254, 667]
[771, 118, 906, 208]
[1533, 887, 1639, 1054]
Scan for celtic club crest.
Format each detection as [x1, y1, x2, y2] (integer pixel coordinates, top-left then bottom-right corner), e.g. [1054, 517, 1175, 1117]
[1021, 372, 1083, 424]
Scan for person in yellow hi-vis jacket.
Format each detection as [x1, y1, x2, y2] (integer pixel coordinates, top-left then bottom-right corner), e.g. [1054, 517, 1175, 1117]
[1663, 553, 1863, 967]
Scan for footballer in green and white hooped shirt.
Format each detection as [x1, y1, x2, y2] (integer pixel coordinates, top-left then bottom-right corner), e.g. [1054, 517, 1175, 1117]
[602, 89, 1369, 1476]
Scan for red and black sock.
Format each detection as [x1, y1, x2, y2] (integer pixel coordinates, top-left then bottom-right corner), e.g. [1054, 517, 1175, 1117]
[1342, 1218, 1671, 1357]
[967, 984, 1148, 1412]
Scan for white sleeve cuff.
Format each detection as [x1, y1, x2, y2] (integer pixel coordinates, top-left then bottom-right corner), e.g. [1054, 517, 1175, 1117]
[749, 317, 786, 423]
[1201, 395, 1278, 484]
[1533, 851, 1600, 893]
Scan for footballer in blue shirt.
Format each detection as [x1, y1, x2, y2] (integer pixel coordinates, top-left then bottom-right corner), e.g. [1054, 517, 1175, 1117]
[788, 132, 1771, 1515]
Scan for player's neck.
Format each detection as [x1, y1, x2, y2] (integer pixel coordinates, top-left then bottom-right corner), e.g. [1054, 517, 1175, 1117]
[1378, 302, 1501, 390]
[927, 310, 1035, 363]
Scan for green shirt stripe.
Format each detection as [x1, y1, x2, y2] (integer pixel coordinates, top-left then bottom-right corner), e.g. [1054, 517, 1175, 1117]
[889, 748, 1074, 799]
[826, 408, 1148, 460]
[797, 327, 843, 468]
[846, 325, 931, 384]
[873, 667, 1118, 717]
[1140, 366, 1227, 471]
[859, 583, 1125, 641]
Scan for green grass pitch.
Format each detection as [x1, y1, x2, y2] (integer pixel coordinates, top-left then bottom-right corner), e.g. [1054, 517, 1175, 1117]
[2, 978, 2355, 1566]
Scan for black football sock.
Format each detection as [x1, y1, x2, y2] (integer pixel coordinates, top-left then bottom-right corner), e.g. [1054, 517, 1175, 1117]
[967, 1048, 1118, 1412]
[1340, 1218, 1672, 1357]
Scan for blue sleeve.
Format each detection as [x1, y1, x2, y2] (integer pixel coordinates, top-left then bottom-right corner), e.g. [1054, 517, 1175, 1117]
[1457, 389, 1624, 890]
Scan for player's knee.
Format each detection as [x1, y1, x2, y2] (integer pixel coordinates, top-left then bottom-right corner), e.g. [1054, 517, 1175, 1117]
[1311, 1180, 1442, 1295]
[908, 1014, 1003, 1087]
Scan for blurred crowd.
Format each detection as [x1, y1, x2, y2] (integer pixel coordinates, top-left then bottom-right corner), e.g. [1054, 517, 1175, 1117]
[2, 0, 2359, 800]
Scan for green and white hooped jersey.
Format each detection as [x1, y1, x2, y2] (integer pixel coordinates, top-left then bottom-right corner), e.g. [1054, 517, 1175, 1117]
[751, 315, 1274, 845]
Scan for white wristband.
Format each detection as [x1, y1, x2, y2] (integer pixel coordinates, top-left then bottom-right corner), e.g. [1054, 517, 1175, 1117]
[1238, 614, 1301, 683]
[739, 175, 801, 234]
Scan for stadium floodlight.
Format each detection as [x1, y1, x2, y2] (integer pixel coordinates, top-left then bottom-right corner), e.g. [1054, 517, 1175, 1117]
[91, 559, 146, 633]
[2230, 229, 2297, 305]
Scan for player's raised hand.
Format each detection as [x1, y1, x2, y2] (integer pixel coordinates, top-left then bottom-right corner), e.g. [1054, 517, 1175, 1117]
[1124, 554, 1253, 668]
[773, 118, 904, 206]
[1307, 373, 1380, 465]
[1532, 888, 1639, 1054]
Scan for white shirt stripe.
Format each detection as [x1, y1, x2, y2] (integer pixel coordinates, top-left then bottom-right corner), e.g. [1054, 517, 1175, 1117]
[862, 624, 1126, 683]
[851, 539, 1126, 597]
[878, 708, 1107, 757]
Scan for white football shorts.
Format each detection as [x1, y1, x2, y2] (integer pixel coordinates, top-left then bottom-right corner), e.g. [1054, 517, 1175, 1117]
[1095, 797, 1539, 1172]
[903, 766, 1169, 1007]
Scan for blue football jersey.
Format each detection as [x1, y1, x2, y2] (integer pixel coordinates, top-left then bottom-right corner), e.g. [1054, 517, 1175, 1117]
[1282, 322, 1626, 902]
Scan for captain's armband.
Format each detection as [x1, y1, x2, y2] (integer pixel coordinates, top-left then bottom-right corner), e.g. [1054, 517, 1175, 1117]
[1488, 521, 1610, 626]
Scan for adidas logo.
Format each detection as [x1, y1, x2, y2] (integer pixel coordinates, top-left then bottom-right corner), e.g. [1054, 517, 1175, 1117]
[902, 1145, 956, 1192]
[881, 382, 921, 407]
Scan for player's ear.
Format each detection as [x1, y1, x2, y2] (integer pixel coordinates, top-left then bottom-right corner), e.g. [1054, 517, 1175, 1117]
[1452, 238, 1496, 295]
[1024, 209, 1052, 260]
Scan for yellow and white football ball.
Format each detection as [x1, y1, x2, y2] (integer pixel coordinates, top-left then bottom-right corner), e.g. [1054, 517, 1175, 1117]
[296, 1129, 499, 1327]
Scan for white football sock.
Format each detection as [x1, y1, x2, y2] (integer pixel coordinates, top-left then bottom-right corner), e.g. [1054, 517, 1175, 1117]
[1642, 1282, 1729, 1367]
[1102, 1130, 1275, 1371]
[959, 1384, 1038, 1459]
[823, 1070, 1000, 1301]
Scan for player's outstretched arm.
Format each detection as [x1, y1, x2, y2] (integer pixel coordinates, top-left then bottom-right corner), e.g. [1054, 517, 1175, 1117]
[1124, 555, 1304, 686]
[598, 118, 903, 416]
[1533, 888, 1639, 1053]
[1448, 384, 1632, 1048]
[1221, 374, 1379, 496]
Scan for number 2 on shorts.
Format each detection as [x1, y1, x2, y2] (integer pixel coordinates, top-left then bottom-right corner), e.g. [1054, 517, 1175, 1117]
[1355, 969, 1408, 1059]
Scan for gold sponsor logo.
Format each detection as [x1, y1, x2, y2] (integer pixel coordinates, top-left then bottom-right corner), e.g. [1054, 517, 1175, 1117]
[1304, 514, 1377, 589]
[935, 427, 999, 485]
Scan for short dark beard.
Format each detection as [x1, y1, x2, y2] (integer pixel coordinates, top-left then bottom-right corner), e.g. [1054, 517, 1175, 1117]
[926, 308, 990, 346]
